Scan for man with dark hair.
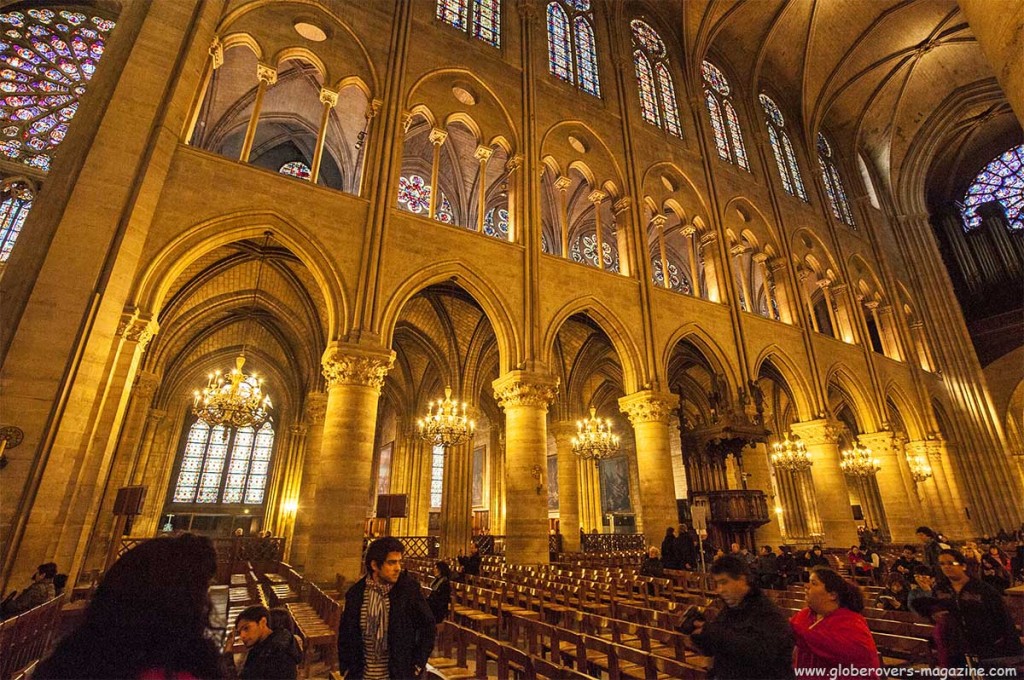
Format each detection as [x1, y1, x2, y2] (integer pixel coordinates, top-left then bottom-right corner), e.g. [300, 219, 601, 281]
[892, 545, 920, 577]
[338, 537, 435, 680]
[688, 555, 795, 679]
[235, 605, 302, 679]
[1, 562, 57, 617]
[916, 526, 942, 572]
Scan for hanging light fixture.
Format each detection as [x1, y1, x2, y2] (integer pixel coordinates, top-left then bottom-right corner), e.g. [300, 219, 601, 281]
[770, 433, 812, 471]
[840, 441, 881, 477]
[571, 407, 621, 464]
[907, 454, 933, 482]
[418, 386, 475, 448]
[192, 232, 274, 429]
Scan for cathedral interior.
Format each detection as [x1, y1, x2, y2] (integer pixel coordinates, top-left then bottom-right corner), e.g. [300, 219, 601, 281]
[0, 0, 1022, 590]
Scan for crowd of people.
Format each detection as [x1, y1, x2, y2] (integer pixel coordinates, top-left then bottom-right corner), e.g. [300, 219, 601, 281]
[5, 522, 1021, 679]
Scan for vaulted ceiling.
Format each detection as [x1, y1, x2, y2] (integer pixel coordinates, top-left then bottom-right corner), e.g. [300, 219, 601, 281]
[673, 0, 1021, 211]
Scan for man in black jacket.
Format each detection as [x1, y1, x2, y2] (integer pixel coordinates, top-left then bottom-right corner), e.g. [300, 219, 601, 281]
[689, 555, 795, 679]
[235, 605, 302, 680]
[338, 537, 435, 679]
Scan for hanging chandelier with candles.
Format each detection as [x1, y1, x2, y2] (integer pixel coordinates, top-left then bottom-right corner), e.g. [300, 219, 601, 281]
[418, 386, 475, 448]
[907, 454, 933, 482]
[192, 232, 274, 429]
[571, 407, 620, 463]
[770, 433, 812, 471]
[840, 442, 881, 477]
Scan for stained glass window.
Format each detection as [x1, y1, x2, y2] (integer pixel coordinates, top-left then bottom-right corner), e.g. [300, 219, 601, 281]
[570, 232, 618, 271]
[0, 180, 32, 262]
[702, 60, 747, 169]
[546, 1, 600, 97]
[651, 257, 690, 294]
[435, 192, 455, 223]
[630, 20, 680, 138]
[483, 207, 509, 239]
[398, 174, 431, 214]
[961, 144, 1024, 231]
[817, 132, 854, 227]
[760, 94, 807, 200]
[437, 0, 499, 47]
[430, 443, 445, 510]
[633, 51, 659, 127]
[0, 8, 116, 173]
[279, 160, 311, 180]
[172, 420, 276, 505]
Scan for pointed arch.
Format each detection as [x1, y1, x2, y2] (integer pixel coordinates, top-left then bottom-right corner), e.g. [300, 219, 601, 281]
[751, 346, 816, 421]
[661, 324, 742, 398]
[825, 364, 880, 433]
[884, 383, 927, 440]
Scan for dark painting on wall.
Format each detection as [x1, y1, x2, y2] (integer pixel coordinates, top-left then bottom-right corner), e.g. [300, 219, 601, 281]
[599, 456, 631, 514]
[547, 455, 559, 511]
[472, 445, 485, 507]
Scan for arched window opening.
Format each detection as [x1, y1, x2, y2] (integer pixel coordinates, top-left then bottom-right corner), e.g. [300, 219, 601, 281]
[858, 153, 880, 210]
[817, 132, 855, 227]
[702, 61, 748, 170]
[960, 143, 1024, 232]
[279, 160, 311, 180]
[546, 0, 600, 97]
[647, 210, 698, 296]
[172, 420, 276, 505]
[430, 443, 445, 510]
[811, 292, 836, 338]
[436, 0, 501, 48]
[730, 241, 779, 321]
[0, 180, 34, 263]
[759, 94, 806, 200]
[630, 20, 681, 137]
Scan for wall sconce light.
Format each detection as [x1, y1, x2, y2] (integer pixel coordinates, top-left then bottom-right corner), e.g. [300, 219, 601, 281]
[282, 499, 298, 514]
[0, 426, 24, 470]
[530, 464, 543, 495]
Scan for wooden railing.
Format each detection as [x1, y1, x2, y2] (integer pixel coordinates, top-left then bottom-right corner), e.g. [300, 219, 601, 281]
[120, 536, 284, 563]
[0, 594, 66, 680]
[580, 533, 647, 553]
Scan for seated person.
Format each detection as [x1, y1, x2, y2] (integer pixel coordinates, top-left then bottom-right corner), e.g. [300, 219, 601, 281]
[1, 562, 57, 618]
[640, 546, 665, 578]
[236, 605, 302, 680]
[892, 545, 921, 577]
[875, 574, 910, 611]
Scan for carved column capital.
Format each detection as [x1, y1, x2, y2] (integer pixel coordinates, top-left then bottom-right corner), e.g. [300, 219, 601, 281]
[857, 431, 894, 454]
[492, 371, 559, 411]
[681, 223, 697, 238]
[209, 38, 224, 69]
[790, 419, 841, 446]
[650, 214, 668, 230]
[587, 189, 607, 205]
[256, 63, 278, 85]
[147, 408, 168, 423]
[612, 197, 632, 215]
[428, 127, 448, 146]
[474, 145, 494, 162]
[366, 98, 383, 119]
[290, 423, 308, 437]
[730, 243, 750, 257]
[699, 232, 718, 248]
[864, 299, 881, 311]
[319, 88, 339, 107]
[553, 175, 573, 192]
[304, 391, 328, 424]
[516, 0, 539, 21]
[320, 343, 395, 392]
[751, 251, 769, 265]
[400, 110, 414, 134]
[134, 370, 160, 398]
[830, 282, 848, 295]
[117, 310, 158, 352]
[505, 154, 523, 173]
[766, 257, 787, 273]
[618, 390, 679, 426]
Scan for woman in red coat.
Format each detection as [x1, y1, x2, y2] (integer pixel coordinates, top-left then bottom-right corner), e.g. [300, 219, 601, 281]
[790, 567, 880, 672]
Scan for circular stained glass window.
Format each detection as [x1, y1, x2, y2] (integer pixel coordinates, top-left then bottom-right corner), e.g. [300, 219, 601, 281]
[961, 144, 1024, 232]
[0, 8, 116, 172]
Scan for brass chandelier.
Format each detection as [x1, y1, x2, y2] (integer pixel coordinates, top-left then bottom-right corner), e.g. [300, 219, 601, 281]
[907, 454, 933, 483]
[418, 386, 475, 448]
[192, 232, 274, 429]
[839, 442, 881, 477]
[770, 433, 812, 472]
[571, 407, 620, 463]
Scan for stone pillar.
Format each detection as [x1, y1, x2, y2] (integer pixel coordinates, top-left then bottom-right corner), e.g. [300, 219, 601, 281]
[427, 128, 448, 219]
[555, 175, 572, 257]
[589, 190, 607, 271]
[818, 280, 840, 336]
[652, 214, 670, 289]
[618, 391, 680, 538]
[766, 257, 794, 324]
[551, 421, 581, 552]
[492, 371, 558, 565]
[699, 232, 722, 302]
[310, 88, 338, 184]
[744, 443, 783, 545]
[239, 63, 276, 162]
[682, 224, 701, 298]
[730, 244, 752, 311]
[306, 344, 394, 584]
[830, 283, 858, 344]
[858, 431, 918, 542]
[909, 322, 936, 372]
[129, 408, 167, 487]
[797, 268, 821, 333]
[612, 197, 632, 277]
[474, 146, 493, 232]
[579, 458, 602, 534]
[288, 392, 326, 570]
[790, 419, 859, 547]
[440, 438, 473, 558]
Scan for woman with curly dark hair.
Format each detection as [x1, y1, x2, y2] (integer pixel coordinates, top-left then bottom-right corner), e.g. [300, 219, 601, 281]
[790, 567, 879, 673]
[36, 533, 223, 679]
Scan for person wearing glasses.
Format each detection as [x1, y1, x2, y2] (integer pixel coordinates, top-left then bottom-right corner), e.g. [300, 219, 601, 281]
[932, 548, 1023, 668]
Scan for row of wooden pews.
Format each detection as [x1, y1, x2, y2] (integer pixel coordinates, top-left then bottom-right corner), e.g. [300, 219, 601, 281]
[0, 594, 67, 680]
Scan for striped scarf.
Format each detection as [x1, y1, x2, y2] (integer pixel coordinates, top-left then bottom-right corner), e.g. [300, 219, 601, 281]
[362, 578, 393, 664]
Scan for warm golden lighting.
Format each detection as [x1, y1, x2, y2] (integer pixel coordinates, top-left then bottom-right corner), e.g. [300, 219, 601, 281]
[193, 354, 272, 429]
[840, 442, 881, 477]
[282, 499, 299, 514]
[418, 386, 475, 448]
[571, 407, 620, 463]
[908, 454, 933, 482]
[770, 433, 812, 471]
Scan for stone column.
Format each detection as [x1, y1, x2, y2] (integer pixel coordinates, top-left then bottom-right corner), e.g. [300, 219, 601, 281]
[440, 438, 473, 558]
[731, 244, 752, 311]
[682, 224, 701, 298]
[612, 197, 632, 277]
[239, 63, 276, 162]
[555, 175, 572, 257]
[288, 392, 326, 570]
[818, 280, 840, 335]
[652, 214, 670, 289]
[618, 391, 679, 538]
[744, 443, 783, 545]
[589, 190, 607, 270]
[130, 408, 167, 487]
[797, 268, 821, 332]
[306, 344, 394, 584]
[859, 431, 917, 542]
[699, 232, 722, 302]
[310, 88, 338, 184]
[830, 283, 858, 344]
[427, 128, 448, 219]
[790, 419, 859, 547]
[475, 146, 493, 232]
[492, 371, 558, 565]
[766, 257, 794, 324]
[551, 421, 581, 552]
[909, 322, 936, 372]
